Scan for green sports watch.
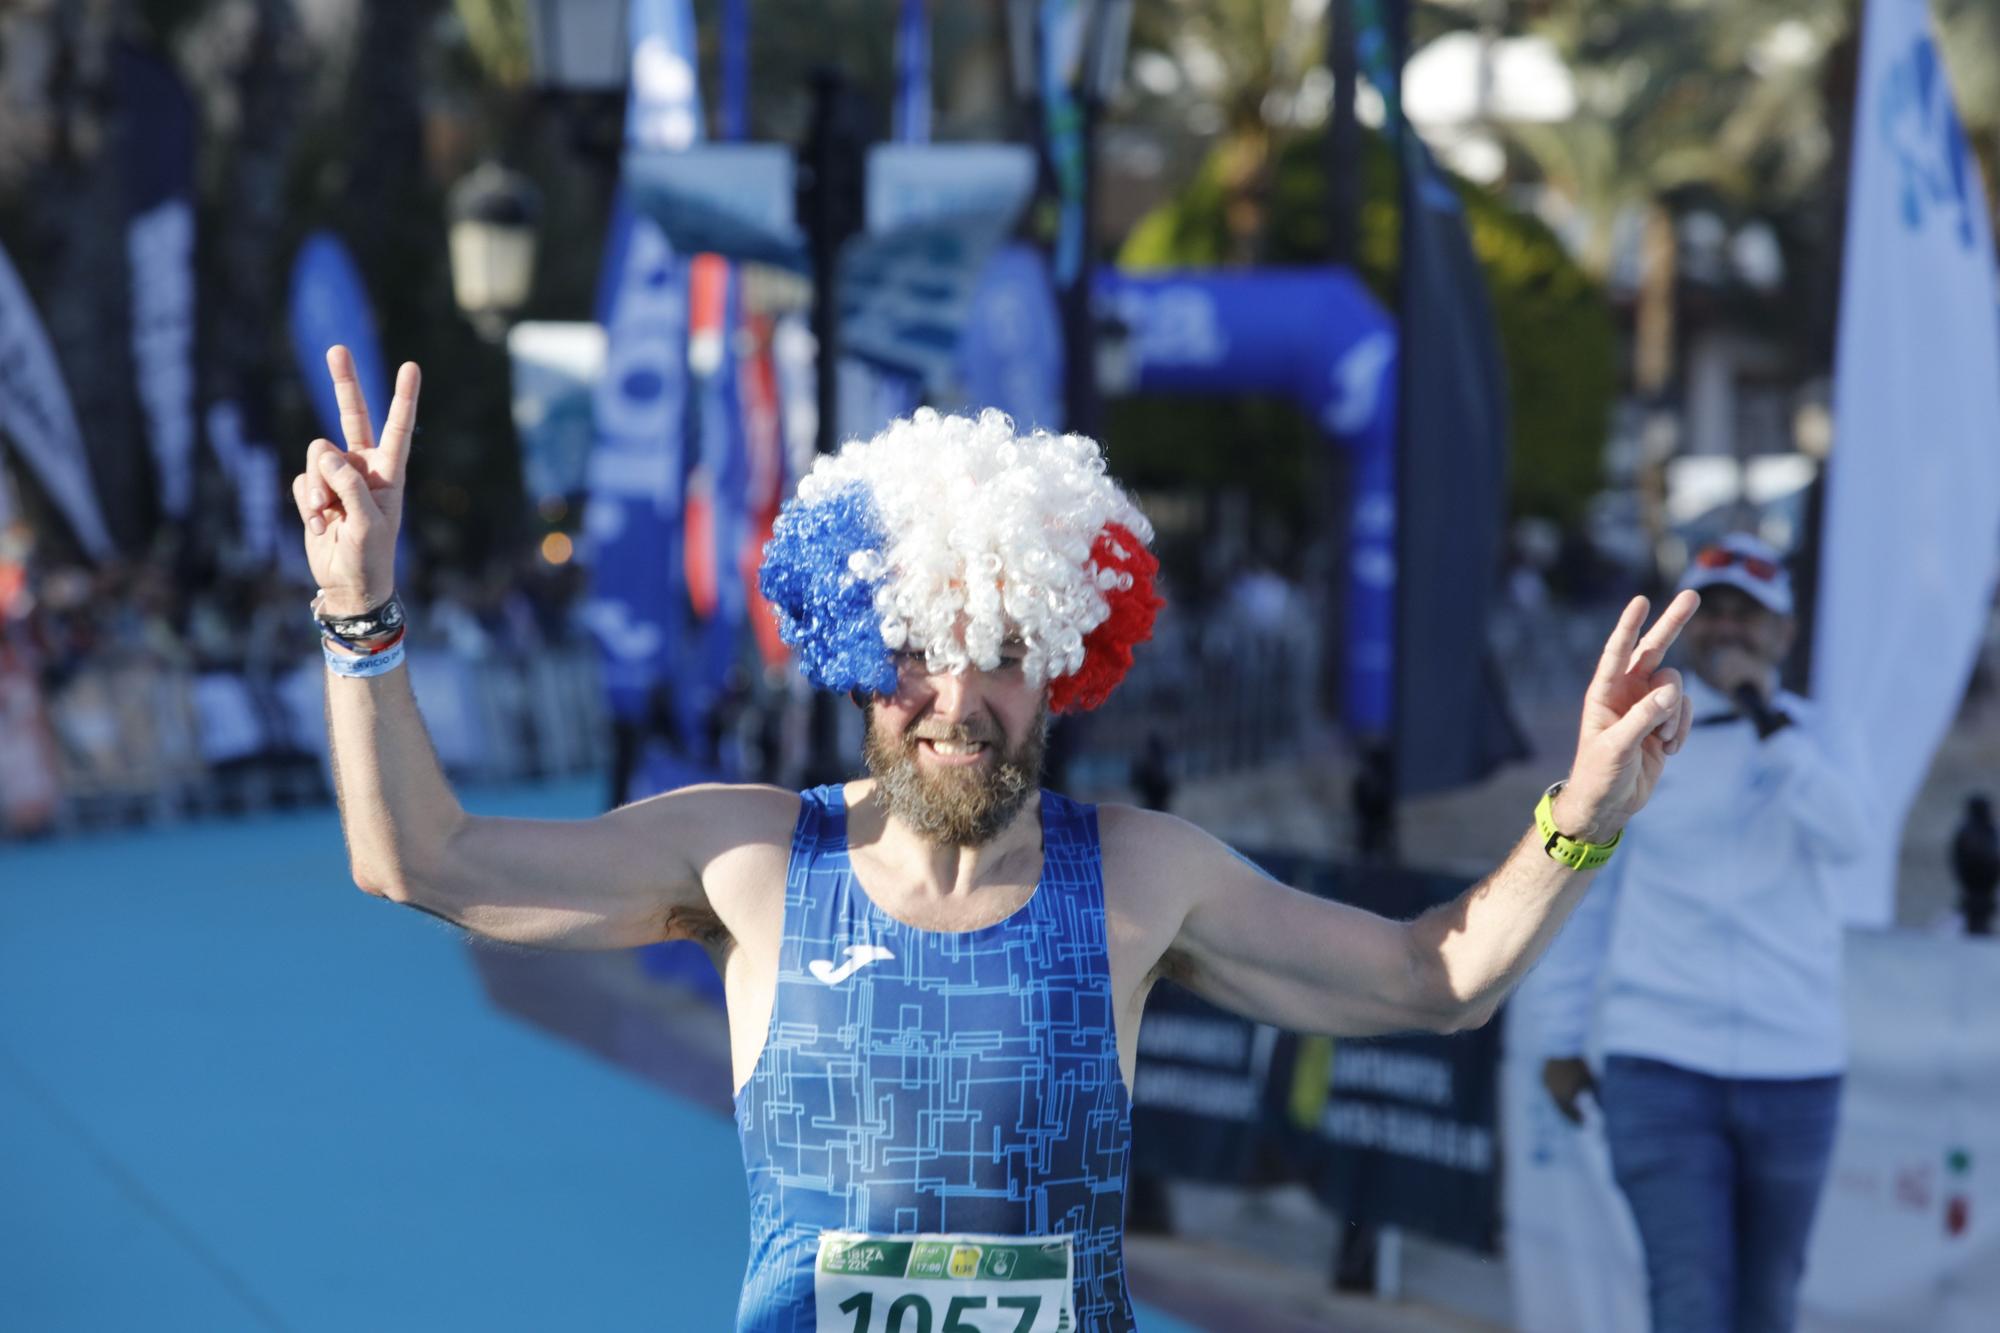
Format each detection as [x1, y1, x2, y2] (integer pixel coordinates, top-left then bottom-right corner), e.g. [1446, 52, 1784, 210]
[1535, 780, 1621, 871]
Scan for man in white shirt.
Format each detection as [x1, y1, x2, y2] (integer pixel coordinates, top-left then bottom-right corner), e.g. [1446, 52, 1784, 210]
[1536, 534, 1867, 1333]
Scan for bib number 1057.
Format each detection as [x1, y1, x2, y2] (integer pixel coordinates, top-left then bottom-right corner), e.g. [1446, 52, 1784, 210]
[813, 1232, 1074, 1333]
[836, 1291, 1042, 1333]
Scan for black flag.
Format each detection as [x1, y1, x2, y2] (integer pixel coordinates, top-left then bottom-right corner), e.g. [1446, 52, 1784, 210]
[1380, 5, 1527, 797]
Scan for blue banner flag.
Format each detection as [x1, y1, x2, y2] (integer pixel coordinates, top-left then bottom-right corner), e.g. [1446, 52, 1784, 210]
[117, 42, 199, 524]
[583, 0, 702, 733]
[288, 231, 388, 447]
[583, 196, 691, 726]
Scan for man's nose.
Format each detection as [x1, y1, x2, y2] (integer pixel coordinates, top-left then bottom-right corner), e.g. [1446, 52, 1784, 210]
[927, 669, 976, 722]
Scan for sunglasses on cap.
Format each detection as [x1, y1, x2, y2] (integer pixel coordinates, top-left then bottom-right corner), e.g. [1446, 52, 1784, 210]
[1693, 545, 1782, 581]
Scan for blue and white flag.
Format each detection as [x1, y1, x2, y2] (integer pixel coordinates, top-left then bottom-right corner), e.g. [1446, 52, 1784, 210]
[0, 243, 115, 561]
[1814, 0, 2000, 926]
[583, 0, 703, 727]
[118, 42, 198, 523]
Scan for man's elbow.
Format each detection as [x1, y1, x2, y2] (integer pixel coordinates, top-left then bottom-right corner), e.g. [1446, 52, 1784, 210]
[349, 814, 465, 905]
[1404, 938, 1490, 1034]
[1432, 993, 1502, 1034]
[352, 871, 414, 902]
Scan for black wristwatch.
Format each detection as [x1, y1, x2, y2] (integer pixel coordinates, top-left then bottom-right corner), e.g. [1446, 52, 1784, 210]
[312, 590, 404, 641]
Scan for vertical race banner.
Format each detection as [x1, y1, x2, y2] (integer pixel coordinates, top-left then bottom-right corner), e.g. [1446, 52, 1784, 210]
[582, 0, 701, 728]
[1813, 0, 2000, 926]
[117, 43, 199, 525]
[288, 231, 389, 447]
[0, 243, 116, 561]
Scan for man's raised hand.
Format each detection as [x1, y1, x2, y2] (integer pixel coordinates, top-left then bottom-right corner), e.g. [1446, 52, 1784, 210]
[291, 347, 421, 617]
[1552, 591, 1700, 843]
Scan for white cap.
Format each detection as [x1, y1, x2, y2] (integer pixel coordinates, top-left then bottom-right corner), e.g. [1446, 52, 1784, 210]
[1680, 532, 1793, 615]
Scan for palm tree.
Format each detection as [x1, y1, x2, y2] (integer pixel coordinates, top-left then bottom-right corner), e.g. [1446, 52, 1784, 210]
[1120, 0, 1333, 263]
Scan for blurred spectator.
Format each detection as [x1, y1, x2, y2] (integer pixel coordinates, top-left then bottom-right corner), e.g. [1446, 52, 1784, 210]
[1224, 560, 1295, 633]
[1534, 533, 1866, 1333]
[1950, 794, 1999, 938]
[0, 536, 608, 833]
[1130, 731, 1175, 812]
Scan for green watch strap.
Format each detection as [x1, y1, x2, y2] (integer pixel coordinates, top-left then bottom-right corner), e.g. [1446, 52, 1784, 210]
[1535, 781, 1621, 870]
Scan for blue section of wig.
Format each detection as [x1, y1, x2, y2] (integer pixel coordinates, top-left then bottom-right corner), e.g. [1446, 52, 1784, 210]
[757, 483, 898, 695]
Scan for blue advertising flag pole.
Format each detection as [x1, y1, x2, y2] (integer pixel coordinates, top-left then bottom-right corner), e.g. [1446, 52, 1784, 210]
[895, 0, 932, 145]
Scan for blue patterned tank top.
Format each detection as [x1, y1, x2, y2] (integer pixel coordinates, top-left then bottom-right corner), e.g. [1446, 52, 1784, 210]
[733, 784, 1136, 1331]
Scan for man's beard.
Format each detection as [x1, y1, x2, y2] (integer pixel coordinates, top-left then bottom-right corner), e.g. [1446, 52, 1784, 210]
[863, 705, 1046, 847]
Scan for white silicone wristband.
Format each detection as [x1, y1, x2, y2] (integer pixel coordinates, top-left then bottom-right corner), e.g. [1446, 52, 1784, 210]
[324, 638, 407, 679]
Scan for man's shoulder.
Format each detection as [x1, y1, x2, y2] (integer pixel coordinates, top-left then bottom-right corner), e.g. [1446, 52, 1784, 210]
[1092, 802, 1237, 887]
[616, 781, 803, 851]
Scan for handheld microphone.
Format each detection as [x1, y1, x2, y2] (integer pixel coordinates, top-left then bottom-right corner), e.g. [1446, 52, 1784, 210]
[1731, 683, 1790, 740]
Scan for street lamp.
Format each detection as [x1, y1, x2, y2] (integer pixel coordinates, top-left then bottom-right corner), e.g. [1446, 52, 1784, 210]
[447, 162, 542, 341]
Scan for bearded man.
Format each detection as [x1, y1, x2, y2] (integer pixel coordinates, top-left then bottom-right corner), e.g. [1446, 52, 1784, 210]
[296, 348, 1697, 1332]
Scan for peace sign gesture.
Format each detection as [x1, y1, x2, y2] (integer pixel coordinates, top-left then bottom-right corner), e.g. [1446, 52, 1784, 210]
[1551, 591, 1701, 842]
[291, 346, 422, 617]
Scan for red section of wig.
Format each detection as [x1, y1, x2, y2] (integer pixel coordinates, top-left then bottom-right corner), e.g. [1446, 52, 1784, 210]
[1049, 522, 1165, 714]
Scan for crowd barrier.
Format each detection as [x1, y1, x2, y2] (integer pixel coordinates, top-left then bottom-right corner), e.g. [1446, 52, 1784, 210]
[1505, 927, 2000, 1333]
[0, 645, 613, 836]
[1070, 616, 1321, 788]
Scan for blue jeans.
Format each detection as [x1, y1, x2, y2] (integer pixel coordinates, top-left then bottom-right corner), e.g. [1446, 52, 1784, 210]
[1600, 1055, 1842, 1333]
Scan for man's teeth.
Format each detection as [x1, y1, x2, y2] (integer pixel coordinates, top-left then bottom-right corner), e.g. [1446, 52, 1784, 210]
[925, 739, 986, 755]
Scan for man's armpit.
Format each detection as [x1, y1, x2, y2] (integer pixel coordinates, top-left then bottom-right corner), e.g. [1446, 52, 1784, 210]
[660, 902, 730, 947]
[1150, 944, 1201, 991]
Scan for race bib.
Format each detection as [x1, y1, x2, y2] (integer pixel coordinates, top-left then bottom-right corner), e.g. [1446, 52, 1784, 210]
[813, 1231, 1075, 1333]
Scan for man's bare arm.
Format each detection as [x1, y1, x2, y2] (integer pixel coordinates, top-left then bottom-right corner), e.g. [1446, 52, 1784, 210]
[1136, 592, 1702, 1038]
[294, 348, 794, 949]
[1118, 808, 1465, 1037]
[323, 661, 792, 948]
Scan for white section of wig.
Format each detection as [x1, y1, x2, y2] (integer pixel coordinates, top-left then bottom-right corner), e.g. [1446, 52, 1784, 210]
[794, 408, 1152, 683]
